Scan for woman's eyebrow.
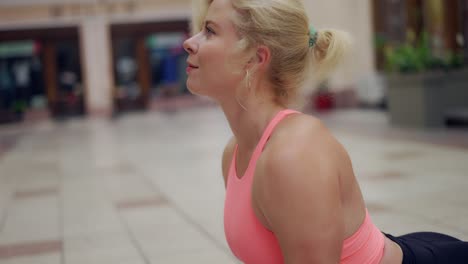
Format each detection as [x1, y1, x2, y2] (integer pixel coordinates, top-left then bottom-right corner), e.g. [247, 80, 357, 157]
[205, 20, 220, 29]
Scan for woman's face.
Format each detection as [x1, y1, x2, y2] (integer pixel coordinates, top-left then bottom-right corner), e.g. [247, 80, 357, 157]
[183, 0, 244, 100]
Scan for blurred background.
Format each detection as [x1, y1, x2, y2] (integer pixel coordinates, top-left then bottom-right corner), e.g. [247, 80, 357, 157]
[0, 0, 467, 263]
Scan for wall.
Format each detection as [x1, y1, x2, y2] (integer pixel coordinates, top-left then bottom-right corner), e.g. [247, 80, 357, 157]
[305, 0, 376, 95]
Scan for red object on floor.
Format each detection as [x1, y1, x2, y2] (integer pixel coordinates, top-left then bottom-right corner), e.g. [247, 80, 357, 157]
[314, 92, 334, 110]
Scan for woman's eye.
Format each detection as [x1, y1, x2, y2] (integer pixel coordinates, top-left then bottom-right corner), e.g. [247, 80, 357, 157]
[205, 26, 215, 35]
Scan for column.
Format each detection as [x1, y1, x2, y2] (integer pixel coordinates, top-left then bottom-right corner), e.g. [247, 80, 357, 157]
[80, 16, 114, 117]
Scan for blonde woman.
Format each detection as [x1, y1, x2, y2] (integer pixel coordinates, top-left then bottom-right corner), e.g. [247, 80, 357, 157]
[183, 0, 468, 263]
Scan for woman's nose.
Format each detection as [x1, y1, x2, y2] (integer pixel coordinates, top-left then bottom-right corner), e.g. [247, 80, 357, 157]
[183, 35, 198, 54]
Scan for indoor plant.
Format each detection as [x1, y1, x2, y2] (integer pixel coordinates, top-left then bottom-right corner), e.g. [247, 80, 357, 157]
[383, 31, 467, 128]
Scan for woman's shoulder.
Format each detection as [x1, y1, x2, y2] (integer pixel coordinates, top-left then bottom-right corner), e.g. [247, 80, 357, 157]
[267, 112, 339, 156]
[258, 112, 346, 182]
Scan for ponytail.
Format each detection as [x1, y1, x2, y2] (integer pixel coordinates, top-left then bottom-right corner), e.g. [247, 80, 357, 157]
[310, 29, 351, 83]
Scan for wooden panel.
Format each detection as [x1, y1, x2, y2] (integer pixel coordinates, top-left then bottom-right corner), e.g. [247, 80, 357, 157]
[382, 0, 407, 43]
[444, 0, 460, 51]
[42, 41, 57, 107]
[136, 36, 151, 108]
[423, 0, 462, 53]
[372, 0, 407, 70]
[406, 0, 424, 39]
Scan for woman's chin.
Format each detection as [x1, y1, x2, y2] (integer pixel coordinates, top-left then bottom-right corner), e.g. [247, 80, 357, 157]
[186, 83, 204, 96]
[186, 80, 209, 97]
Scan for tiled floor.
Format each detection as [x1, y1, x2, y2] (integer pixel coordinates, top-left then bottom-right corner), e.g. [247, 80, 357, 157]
[0, 105, 467, 263]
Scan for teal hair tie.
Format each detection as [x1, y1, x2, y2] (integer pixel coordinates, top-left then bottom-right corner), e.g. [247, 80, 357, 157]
[309, 26, 318, 47]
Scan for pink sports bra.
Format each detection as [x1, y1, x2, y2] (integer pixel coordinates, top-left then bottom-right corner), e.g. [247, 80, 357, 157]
[224, 109, 385, 264]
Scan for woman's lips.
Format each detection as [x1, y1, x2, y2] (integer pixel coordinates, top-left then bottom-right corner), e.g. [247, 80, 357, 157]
[186, 63, 199, 74]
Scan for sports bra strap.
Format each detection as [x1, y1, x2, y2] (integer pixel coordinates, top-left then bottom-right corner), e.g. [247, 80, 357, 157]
[251, 109, 300, 158]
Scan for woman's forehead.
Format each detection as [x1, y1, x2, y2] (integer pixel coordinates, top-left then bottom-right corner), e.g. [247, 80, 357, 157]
[205, 0, 236, 28]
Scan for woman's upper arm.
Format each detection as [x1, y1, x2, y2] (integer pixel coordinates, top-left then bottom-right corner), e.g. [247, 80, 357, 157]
[256, 125, 344, 264]
[221, 136, 236, 188]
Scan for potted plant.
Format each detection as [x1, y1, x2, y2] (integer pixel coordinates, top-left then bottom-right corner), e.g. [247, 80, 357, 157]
[383, 31, 467, 128]
[10, 99, 27, 122]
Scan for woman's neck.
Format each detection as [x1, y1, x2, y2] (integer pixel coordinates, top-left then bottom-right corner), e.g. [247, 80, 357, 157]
[219, 96, 285, 153]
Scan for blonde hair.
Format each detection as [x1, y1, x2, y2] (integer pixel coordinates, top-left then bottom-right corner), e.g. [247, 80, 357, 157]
[191, 0, 350, 106]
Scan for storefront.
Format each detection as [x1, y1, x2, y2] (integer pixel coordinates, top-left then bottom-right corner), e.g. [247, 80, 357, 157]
[0, 27, 84, 123]
[110, 20, 189, 112]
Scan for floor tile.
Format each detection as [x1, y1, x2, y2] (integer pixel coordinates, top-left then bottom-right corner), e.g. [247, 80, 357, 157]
[0, 240, 61, 260]
[0, 253, 60, 264]
[0, 196, 59, 245]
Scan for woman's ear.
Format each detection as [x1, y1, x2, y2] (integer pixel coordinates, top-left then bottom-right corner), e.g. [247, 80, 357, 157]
[245, 45, 271, 72]
[255, 45, 271, 71]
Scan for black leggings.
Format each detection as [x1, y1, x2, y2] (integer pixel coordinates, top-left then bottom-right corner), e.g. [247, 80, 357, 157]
[384, 232, 468, 264]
